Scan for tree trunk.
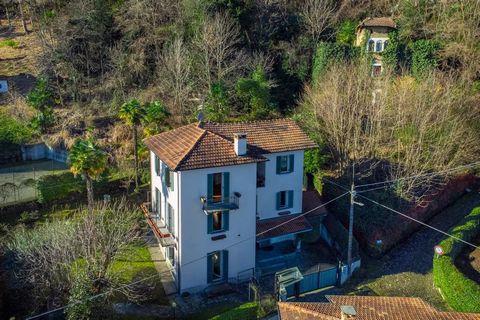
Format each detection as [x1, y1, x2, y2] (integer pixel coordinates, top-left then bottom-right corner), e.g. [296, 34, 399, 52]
[18, 0, 27, 33]
[5, 5, 11, 28]
[133, 125, 139, 191]
[86, 175, 94, 214]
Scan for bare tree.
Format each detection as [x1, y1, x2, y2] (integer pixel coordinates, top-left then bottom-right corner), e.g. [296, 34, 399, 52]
[194, 11, 246, 90]
[157, 37, 193, 120]
[6, 200, 143, 311]
[300, 0, 336, 43]
[300, 60, 480, 200]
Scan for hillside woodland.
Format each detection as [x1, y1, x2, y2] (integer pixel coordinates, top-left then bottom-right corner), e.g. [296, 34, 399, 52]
[1, 0, 480, 197]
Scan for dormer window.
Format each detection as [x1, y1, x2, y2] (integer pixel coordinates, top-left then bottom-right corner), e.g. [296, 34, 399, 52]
[376, 40, 383, 52]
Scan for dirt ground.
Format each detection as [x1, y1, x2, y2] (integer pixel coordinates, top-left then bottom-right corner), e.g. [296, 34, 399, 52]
[0, 19, 40, 102]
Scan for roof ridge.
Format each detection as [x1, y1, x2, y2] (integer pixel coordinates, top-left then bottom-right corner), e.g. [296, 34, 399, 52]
[203, 118, 292, 126]
[172, 126, 207, 171]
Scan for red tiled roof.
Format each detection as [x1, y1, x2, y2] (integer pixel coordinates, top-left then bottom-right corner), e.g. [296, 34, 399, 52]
[278, 296, 480, 320]
[303, 190, 328, 218]
[144, 119, 317, 171]
[257, 214, 313, 240]
[357, 17, 397, 30]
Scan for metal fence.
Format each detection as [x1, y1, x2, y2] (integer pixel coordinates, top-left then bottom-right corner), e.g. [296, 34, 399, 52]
[0, 160, 68, 207]
[285, 264, 338, 298]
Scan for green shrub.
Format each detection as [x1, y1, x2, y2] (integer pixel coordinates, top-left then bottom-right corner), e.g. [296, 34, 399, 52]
[382, 31, 405, 72]
[0, 39, 19, 48]
[408, 39, 441, 78]
[313, 172, 324, 195]
[432, 207, 480, 312]
[336, 20, 357, 45]
[0, 112, 32, 145]
[37, 172, 85, 203]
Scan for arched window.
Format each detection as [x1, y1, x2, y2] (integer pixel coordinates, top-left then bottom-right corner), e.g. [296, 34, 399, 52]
[383, 40, 389, 51]
[376, 40, 383, 52]
[368, 40, 375, 52]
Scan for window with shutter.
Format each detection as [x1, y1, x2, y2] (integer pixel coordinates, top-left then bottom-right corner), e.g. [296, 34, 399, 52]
[208, 210, 230, 234]
[154, 156, 160, 176]
[276, 155, 294, 174]
[276, 190, 293, 210]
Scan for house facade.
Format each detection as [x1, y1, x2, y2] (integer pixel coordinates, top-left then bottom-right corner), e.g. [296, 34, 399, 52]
[355, 17, 397, 76]
[144, 119, 317, 293]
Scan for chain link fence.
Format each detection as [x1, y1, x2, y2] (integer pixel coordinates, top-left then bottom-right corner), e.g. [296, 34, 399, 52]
[0, 160, 68, 207]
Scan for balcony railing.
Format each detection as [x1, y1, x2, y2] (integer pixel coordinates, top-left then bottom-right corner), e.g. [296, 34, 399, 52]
[202, 193, 240, 213]
[140, 203, 175, 247]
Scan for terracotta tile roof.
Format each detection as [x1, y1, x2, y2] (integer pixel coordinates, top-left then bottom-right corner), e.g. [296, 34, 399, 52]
[144, 119, 317, 171]
[303, 190, 328, 218]
[278, 296, 480, 320]
[257, 214, 313, 240]
[201, 119, 317, 154]
[357, 17, 397, 30]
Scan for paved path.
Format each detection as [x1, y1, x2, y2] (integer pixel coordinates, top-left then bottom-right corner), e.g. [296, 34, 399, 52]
[378, 188, 480, 276]
[146, 236, 177, 299]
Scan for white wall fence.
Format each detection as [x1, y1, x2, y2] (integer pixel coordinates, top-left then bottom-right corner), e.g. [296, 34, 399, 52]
[21, 143, 68, 163]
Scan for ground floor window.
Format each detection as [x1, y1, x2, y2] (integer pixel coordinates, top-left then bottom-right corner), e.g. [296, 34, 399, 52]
[207, 250, 228, 283]
[166, 247, 175, 266]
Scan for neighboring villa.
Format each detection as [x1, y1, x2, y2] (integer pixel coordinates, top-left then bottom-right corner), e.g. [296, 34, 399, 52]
[355, 17, 397, 76]
[143, 118, 317, 293]
[278, 295, 480, 320]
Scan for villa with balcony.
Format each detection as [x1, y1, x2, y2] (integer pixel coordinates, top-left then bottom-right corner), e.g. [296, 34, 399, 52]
[143, 118, 317, 293]
[355, 17, 397, 76]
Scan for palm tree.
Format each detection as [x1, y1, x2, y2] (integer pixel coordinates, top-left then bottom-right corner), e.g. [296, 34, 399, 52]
[69, 138, 108, 213]
[119, 99, 145, 191]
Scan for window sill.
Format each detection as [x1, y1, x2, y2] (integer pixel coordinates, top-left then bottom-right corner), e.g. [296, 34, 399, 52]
[211, 234, 227, 241]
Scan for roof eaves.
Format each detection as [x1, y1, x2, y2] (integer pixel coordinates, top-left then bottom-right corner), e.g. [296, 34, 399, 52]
[173, 128, 207, 171]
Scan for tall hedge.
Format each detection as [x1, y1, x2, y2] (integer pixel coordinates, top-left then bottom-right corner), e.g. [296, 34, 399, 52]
[432, 207, 480, 312]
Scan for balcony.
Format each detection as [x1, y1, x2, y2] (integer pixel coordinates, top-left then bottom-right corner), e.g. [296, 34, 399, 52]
[201, 193, 240, 214]
[140, 203, 175, 247]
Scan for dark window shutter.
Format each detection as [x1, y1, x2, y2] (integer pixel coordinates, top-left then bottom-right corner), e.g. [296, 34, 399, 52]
[276, 156, 281, 174]
[223, 210, 229, 231]
[207, 253, 213, 283]
[288, 190, 293, 208]
[222, 250, 229, 281]
[155, 156, 160, 176]
[169, 170, 174, 191]
[223, 172, 230, 199]
[207, 174, 213, 199]
[276, 192, 281, 210]
[207, 214, 213, 234]
[289, 154, 294, 172]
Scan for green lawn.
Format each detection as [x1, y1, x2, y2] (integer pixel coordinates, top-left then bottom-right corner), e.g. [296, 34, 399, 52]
[354, 272, 446, 310]
[110, 244, 169, 305]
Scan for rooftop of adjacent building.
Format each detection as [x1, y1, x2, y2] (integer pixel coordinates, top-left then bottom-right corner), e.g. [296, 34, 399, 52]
[278, 295, 480, 320]
[357, 17, 397, 31]
[144, 118, 317, 171]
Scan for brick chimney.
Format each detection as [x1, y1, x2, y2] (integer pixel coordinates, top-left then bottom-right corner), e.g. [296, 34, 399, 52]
[340, 305, 357, 320]
[234, 133, 247, 156]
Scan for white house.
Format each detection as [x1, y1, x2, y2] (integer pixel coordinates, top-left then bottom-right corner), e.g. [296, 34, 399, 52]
[143, 119, 317, 293]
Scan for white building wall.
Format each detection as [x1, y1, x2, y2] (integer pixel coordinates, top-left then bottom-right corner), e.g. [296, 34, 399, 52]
[150, 152, 180, 279]
[178, 163, 257, 293]
[256, 150, 305, 220]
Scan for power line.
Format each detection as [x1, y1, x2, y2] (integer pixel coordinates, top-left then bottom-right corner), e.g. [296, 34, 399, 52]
[356, 193, 480, 250]
[355, 162, 480, 188]
[26, 192, 350, 319]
